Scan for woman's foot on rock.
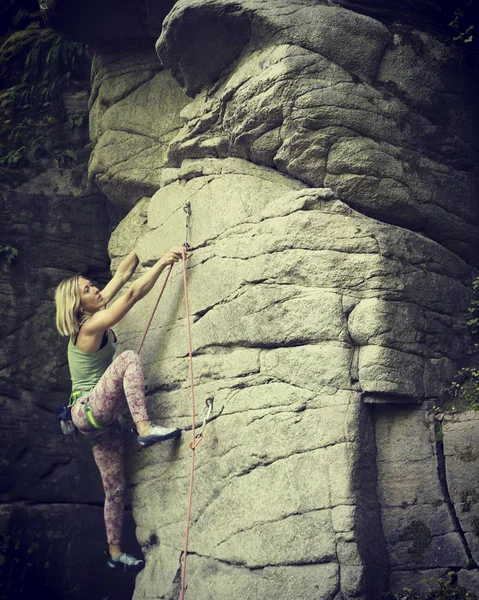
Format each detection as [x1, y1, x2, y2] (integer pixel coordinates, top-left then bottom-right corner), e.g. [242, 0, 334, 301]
[106, 552, 144, 572]
[137, 424, 181, 448]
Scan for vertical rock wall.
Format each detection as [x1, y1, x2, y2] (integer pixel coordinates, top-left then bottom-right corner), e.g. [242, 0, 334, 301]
[86, 1, 479, 598]
[0, 14, 141, 598]
[9, 0, 477, 598]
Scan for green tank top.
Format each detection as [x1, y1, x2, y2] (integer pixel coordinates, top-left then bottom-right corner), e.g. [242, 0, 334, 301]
[68, 330, 117, 395]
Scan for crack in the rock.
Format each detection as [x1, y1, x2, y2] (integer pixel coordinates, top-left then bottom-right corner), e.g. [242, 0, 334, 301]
[94, 72, 160, 110]
[247, 403, 308, 424]
[0, 499, 106, 508]
[200, 338, 351, 354]
[212, 506, 332, 552]
[433, 418, 478, 569]
[228, 440, 352, 482]
[93, 139, 160, 176]
[262, 370, 357, 396]
[183, 547, 340, 572]
[38, 458, 74, 481]
[187, 443, 345, 527]
[106, 126, 182, 145]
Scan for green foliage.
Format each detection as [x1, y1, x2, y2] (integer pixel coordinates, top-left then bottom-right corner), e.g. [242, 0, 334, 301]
[449, 368, 479, 411]
[450, 12, 474, 44]
[0, 27, 86, 86]
[467, 277, 479, 342]
[23, 32, 85, 83]
[444, 276, 479, 413]
[0, 24, 88, 169]
[449, 2, 475, 45]
[66, 110, 87, 130]
[0, 245, 18, 264]
[435, 424, 444, 442]
[385, 572, 477, 600]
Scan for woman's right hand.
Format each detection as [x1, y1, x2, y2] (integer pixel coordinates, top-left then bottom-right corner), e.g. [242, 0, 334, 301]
[161, 246, 185, 266]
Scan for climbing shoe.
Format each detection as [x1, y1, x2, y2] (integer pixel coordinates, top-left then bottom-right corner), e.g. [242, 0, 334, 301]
[137, 423, 181, 448]
[106, 552, 144, 572]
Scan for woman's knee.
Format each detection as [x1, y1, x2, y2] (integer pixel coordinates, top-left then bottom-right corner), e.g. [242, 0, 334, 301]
[118, 350, 140, 366]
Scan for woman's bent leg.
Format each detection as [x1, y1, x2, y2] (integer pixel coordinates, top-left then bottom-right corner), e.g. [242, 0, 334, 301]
[92, 427, 125, 545]
[88, 350, 149, 426]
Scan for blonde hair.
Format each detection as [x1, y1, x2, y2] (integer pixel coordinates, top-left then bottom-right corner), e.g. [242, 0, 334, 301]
[54, 275, 82, 337]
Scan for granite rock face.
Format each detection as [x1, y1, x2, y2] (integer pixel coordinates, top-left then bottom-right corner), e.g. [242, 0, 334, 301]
[83, 1, 479, 598]
[157, 0, 479, 266]
[10, 0, 478, 598]
[88, 48, 189, 213]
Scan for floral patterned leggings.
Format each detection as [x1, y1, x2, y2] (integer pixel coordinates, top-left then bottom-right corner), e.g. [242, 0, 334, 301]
[71, 350, 149, 544]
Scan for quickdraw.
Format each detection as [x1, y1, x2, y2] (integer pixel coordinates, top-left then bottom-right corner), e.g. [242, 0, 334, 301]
[183, 201, 191, 249]
[190, 396, 213, 450]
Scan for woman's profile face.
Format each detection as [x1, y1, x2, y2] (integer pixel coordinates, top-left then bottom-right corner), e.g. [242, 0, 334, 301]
[78, 277, 105, 314]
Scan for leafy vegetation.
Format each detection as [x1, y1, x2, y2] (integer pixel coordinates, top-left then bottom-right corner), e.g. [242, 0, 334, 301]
[449, 0, 475, 45]
[0, 245, 18, 264]
[449, 367, 479, 412]
[467, 277, 479, 342]
[442, 276, 479, 412]
[384, 572, 476, 600]
[0, 14, 89, 170]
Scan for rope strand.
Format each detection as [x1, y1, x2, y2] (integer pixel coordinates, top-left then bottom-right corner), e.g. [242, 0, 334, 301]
[136, 264, 174, 355]
[134, 247, 197, 599]
[180, 245, 196, 600]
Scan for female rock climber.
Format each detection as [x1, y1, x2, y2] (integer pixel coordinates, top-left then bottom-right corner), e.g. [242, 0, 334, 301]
[54, 246, 185, 571]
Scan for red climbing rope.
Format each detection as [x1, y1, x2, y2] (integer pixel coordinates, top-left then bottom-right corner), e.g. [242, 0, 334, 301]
[136, 264, 174, 355]
[180, 244, 198, 600]
[135, 244, 199, 599]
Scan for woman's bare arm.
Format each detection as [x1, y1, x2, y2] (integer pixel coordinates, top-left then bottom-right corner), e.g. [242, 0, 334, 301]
[83, 247, 184, 336]
[101, 250, 140, 304]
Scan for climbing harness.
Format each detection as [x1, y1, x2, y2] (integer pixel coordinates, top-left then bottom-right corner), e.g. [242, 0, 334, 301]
[56, 389, 109, 433]
[69, 390, 82, 405]
[55, 389, 81, 435]
[84, 400, 109, 430]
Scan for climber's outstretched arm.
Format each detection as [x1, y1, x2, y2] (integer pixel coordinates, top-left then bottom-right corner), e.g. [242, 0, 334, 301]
[101, 249, 139, 305]
[83, 247, 184, 336]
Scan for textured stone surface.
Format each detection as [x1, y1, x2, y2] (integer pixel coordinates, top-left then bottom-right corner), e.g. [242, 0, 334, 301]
[0, 156, 141, 599]
[375, 406, 479, 596]
[443, 414, 479, 567]
[157, 0, 479, 267]
[4, 0, 479, 598]
[104, 161, 474, 598]
[88, 48, 190, 213]
[82, 1, 479, 597]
